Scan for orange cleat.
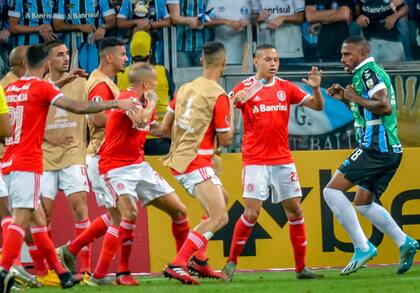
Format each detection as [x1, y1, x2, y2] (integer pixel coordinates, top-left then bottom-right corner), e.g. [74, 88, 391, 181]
[188, 257, 221, 279]
[116, 272, 139, 286]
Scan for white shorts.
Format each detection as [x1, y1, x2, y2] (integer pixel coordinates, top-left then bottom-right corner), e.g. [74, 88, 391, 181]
[174, 167, 222, 196]
[103, 161, 174, 207]
[86, 155, 112, 208]
[0, 173, 8, 198]
[41, 165, 89, 200]
[242, 164, 302, 204]
[3, 171, 41, 209]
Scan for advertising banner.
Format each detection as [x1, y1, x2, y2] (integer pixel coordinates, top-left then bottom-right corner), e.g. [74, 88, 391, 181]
[147, 150, 420, 272]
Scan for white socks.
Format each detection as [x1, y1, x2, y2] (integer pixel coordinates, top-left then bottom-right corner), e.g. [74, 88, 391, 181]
[323, 188, 369, 251]
[356, 203, 406, 247]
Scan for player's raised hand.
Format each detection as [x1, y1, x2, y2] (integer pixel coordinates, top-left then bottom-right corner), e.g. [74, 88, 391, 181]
[343, 84, 357, 101]
[302, 66, 322, 88]
[144, 90, 159, 104]
[71, 68, 88, 78]
[233, 88, 251, 104]
[55, 69, 88, 88]
[117, 98, 138, 111]
[327, 83, 345, 100]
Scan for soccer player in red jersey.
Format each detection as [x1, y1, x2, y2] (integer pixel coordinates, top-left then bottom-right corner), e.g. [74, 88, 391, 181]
[87, 62, 189, 286]
[161, 42, 234, 285]
[221, 44, 325, 281]
[0, 44, 134, 293]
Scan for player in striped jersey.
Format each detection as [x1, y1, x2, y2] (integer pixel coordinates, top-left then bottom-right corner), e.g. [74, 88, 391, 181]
[8, 0, 56, 46]
[52, 0, 116, 71]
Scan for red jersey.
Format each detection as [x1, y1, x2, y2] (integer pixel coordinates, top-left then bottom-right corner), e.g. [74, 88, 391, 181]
[230, 76, 309, 166]
[88, 82, 114, 102]
[2, 77, 63, 174]
[98, 89, 157, 174]
[169, 94, 230, 175]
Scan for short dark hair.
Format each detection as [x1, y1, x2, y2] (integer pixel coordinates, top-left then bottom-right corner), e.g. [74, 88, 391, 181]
[99, 37, 125, 54]
[202, 42, 225, 67]
[44, 40, 66, 53]
[202, 42, 225, 57]
[254, 44, 276, 56]
[26, 44, 49, 69]
[343, 36, 369, 46]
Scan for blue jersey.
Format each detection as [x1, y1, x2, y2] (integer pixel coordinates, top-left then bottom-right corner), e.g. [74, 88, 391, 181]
[53, 0, 115, 49]
[166, 0, 213, 52]
[8, 0, 54, 46]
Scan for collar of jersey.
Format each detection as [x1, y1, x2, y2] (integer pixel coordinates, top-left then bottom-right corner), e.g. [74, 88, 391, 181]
[21, 76, 41, 81]
[352, 57, 375, 74]
[252, 76, 276, 87]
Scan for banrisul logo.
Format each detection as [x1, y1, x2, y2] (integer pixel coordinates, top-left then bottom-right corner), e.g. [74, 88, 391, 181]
[252, 104, 287, 114]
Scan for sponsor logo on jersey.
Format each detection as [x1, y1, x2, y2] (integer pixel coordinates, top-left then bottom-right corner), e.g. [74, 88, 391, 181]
[263, 4, 291, 15]
[253, 95, 261, 102]
[252, 103, 287, 113]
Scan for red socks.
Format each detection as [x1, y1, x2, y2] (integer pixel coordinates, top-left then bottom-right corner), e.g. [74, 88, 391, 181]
[172, 231, 207, 267]
[0, 224, 25, 270]
[192, 215, 209, 261]
[118, 219, 136, 273]
[31, 226, 66, 275]
[289, 217, 307, 273]
[227, 214, 255, 265]
[1, 217, 12, 244]
[93, 225, 120, 279]
[68, 214, 110, 256]
[0, 217, 22, 266]
[171, 216, 189, 252]
[74, 218, 91, 273]
[27, 243, 48, 276]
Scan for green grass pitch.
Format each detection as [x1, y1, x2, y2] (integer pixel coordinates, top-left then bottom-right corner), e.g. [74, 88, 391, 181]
[39, 265, 420, 293]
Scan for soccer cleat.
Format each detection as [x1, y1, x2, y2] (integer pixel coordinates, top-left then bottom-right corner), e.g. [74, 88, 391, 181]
[220, 261, 236, 282]
[57, 244, 77, 273]
[58, 271, 77, 289]
[0, 268, 15, 293]
[341, 241, 377, 275]
[163, 263, 200, 285]
[188, 257, 221, 279]
[75, 272, 92, 285]
[84, 276, 115, 286]
[35, 270, 61, 287]
[116, 272, 139, 286]
[397, 236, 419, 274]
[10, 265, 41, 288]
[296, 267, 324, 279]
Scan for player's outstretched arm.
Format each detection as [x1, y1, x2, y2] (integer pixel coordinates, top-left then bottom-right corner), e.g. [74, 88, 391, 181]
[302, 66, 324, 111]
[54, 96, 134, 114]
[55, 69, 88, 89]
